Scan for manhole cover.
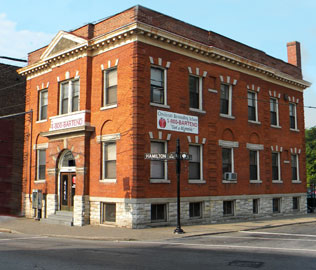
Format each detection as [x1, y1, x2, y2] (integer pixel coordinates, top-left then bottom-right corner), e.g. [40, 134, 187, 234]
[228, 260, 264, 268]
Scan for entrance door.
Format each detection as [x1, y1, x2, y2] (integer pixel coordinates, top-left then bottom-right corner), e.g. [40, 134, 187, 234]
[60, 172, 76, 211]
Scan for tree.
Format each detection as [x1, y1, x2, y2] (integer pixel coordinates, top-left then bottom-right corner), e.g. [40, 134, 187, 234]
[305, 127, 316, 187]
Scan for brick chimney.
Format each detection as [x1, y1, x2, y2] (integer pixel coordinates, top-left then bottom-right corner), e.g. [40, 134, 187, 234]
[287, 41, 301, 69]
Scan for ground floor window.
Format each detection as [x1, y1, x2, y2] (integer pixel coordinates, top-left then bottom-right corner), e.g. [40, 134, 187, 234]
[189, 202, 202, 218]
[253, 199, 259, 214]
[293, 197, 300, 211]
[272, 198, 281, 213]
[223, 200, 234, 216]
[151, 204, 167, 222]
[101, 203, 116, 223]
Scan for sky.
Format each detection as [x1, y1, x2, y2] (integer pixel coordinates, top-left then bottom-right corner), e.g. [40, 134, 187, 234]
[0, 0, 315, 127]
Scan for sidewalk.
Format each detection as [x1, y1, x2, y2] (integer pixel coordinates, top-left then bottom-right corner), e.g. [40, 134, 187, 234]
[0, 214, 316, 241]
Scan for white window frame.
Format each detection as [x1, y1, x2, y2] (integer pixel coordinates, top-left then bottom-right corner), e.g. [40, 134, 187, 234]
[102, 142, 117, 181]
[189, 75, 204, 113]
[219, 140, 239, 183]
[291, 154, 300, 182]
[99, 133, 120, 183]
[150, 140, 169, 183]
[289, 103, 298, 130]
[270, 97, 280, 127]
[220, 83, 233, 118]
[272, 152, 282, 182]
[38, 89, 48, 121]
[246, 143, 263, 183]
[37, 149, 46, 181]
[103, 67, 117, 109]
[249, 150, 260, 181]
[189, 144, 205, 183]
[59, 78, 80, 115]
[248, 90, 259, 123]
[150, 66, 169, 108]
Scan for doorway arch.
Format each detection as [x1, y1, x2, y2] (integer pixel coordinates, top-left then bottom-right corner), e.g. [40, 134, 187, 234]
[58, 150, 76, 211]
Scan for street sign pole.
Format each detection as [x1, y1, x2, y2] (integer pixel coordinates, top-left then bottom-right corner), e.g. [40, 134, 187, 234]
[174, 138, 184, 234]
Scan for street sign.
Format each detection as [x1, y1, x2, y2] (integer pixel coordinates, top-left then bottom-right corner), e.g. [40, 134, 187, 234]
[144, 152, 192, 160]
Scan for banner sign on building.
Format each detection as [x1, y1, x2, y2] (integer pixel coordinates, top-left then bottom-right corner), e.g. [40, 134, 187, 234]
[50, 111, 85, 131]
[157, 110, 198, 134]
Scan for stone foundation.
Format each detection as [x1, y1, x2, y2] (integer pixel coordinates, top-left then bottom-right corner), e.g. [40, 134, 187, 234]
[27, 193, 307, 227]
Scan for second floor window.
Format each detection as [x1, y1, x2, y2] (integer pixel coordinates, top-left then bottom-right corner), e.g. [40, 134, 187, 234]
[270, 98, 278, 126]
[289, 103, 297, 129]
[189, 75, 202, 110]
[220, 84, 232, 115]
[60, 79, 79, 115]
[104, 68, 117, 106]
[248, 91, 257, 121]
[39, 89, 48, 120]
[150, 67, 165, 105]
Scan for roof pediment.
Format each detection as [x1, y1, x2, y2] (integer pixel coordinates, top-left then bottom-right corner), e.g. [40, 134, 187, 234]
[41, 31, 88, 60]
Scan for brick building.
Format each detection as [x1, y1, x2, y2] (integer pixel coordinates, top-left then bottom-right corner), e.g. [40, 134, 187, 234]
[0, 63, 26, 215]
[18, 6, 311, 227]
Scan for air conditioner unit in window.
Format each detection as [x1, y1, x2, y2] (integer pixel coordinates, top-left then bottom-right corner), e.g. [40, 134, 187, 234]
[224, 172, 237, 181]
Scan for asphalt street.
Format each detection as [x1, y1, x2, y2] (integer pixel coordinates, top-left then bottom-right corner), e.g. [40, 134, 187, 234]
[1, 223, 316, 269]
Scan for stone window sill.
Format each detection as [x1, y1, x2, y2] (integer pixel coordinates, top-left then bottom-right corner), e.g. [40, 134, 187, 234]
[150, 179, 171, 184]
[99, 179, 117, 183]
[292, 180, 302, 184]
[250, 180, 262, 184]
[271, 125, 282, 129]
[272, 180, 283, 184]
[188, 179, 206, 184]
[189, 108, 206, 114]
[222, 180, 237, 184]
[150, 103, 170, 109]
[34, 180, 46, 184]
[101, 104, 117, 111]
[220, 114, 235, 120]
[248, 120, 261, 125]
[290, 128, 300, 132]
[36, 119, 47, 124]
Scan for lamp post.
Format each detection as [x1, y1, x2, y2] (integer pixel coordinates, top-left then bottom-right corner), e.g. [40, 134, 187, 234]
[174, 138, 184, 234]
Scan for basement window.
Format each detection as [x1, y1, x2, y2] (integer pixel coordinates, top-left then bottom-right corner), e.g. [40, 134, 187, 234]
[101, 203, 116, 223]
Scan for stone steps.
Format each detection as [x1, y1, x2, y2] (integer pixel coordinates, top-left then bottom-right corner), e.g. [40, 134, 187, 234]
[41, 211, 73, 226]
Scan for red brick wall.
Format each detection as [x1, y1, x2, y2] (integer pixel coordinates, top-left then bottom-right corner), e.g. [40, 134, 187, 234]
[24, 40, 306, 202]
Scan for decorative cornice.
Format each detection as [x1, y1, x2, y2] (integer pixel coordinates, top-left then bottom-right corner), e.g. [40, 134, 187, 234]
[18, 22, 311, 91]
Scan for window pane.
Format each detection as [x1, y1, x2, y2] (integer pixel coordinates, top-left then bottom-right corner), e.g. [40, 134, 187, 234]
[249, 150, 258, 180]
[272, 153, 279, 180]
[103, 143, 116, 179]
[61, 83, 69, 114]
[105, 69, 117, 105]
[220, 84, 229, 114]
[189, 76, 199, 109]
[106, 161, 116, 178]
[150, 142, 165, 179]
[151, 161, 164, 179]
[106, 86, 117, 105]
[151, 68, 163, 87]
[222, 148, 232, 175]
[291, 155, 298, 180]
[38, 150, 46, 179]
[72, 80, 79, 112]
[189, 202, 201, 218]
[105, 143, 116, 160]
[189, 145, 201, 179]
[150, 68, 164, 104]
[107, 69, 117, 87]
[151, 204, 166, 221]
